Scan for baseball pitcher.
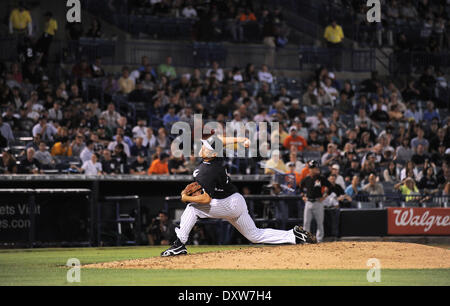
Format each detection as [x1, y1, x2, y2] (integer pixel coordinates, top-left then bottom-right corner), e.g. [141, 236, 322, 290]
[161, 135, 316, 257]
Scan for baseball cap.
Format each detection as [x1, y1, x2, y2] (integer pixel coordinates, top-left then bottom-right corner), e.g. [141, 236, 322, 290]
[291, 99, 299, 105]
[308, 160, 319, 169]
[289, 126, 297, 132]
[331, 164, 340, 170]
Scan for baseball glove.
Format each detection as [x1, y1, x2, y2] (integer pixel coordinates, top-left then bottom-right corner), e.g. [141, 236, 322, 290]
[182, 182, 203, 196]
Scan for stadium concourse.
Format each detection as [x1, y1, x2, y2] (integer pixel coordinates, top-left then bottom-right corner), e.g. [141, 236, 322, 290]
[0, 0, 449, 246]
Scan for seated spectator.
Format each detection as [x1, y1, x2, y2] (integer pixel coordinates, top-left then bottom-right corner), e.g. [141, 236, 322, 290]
[91, 57, 105, 78]
[163, 105, 180, 130]
[263, 150, 286, 174]
[108, 133, 131, 157]
[72, 153, 102, 175]
[0, 148, 18, 174]
[330, 164, 346, 190]
[129, 152, 149, 175]
[362, 173, 384, 195]
[422, 101, 440, 124]
[206, 61, 224, 82]
[72, 58, 92, 79]
[80, 140, 95, 163]
[147, 211, 175, 245]
[288, 151, 305, 174]
[283, 126, 307, 152]
[395, 177, 420, 202]
[100, 149, 117, 174]
[111, 144, 128, 174]
[18, 147, 42, 174]
[411, 126, 429, 152]
[326, 173, 352, 207]
[32, 116, 57, 143]
[418, 166, 439, 194]
[158, 56, 177, 80]
[156, 127, 170, 151]
[100, 103, 121, 131]
[258, 65, 273, 84]
[285, 161, 301, 188]
[411, 144, 429, 167]
[344, 157, 361, 184]
[130, 136, 148, 157]
[345, 175, 361, 198]
[118, 66, 135, 95]
[307, 129, 325, 152]
[148, 152, 170, 175]
[168, 154, 189, 174]
[321, 143, 339, 166]
[395, 137, 414, 164]
[34, 141, 54, 168]
[383, 161, 400, 184]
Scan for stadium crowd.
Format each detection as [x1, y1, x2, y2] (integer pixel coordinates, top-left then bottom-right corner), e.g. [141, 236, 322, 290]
[0, 0, 449, 209]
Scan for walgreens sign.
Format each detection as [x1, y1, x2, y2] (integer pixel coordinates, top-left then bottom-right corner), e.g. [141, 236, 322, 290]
[387, 208, 450, 235]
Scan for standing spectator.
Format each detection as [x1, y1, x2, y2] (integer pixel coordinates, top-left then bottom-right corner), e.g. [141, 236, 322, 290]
[300, 161, 330, 243]
[324, 19, 344, 71]
[147, 152, 170, 175]
[9, 1, 32, 37]
[261, 9, 275, 67]
[36, 12, 58, 67]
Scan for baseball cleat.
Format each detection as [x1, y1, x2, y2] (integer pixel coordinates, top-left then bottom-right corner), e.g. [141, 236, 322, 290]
[293, 225, 317, 244]
[161, 239, 188, 257]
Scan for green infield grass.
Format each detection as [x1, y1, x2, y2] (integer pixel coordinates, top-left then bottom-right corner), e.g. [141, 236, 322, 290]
[0, 246, 449, 286]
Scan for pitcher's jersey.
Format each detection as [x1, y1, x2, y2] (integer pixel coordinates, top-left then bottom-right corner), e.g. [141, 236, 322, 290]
[193, 158, 238, 199]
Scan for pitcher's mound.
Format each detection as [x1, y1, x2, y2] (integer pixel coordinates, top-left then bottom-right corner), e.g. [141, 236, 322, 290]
[85, 242, 450, 270]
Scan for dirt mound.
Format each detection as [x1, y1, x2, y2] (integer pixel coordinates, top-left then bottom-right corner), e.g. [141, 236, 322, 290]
[84, 242, 450, 270]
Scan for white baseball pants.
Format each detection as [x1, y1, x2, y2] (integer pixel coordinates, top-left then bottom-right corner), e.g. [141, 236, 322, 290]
[175, 193, 296, 245]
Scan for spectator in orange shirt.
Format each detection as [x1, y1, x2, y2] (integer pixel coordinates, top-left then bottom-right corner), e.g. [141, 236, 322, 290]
[283, 126, 308, 151]
[239, 9, 257, 22]
[147, 152, 170, 175]
[51, 137, 72, 156]
[298, 160, 316, 185]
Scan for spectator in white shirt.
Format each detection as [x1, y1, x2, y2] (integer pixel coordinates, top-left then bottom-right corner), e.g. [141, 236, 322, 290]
[80, 140, 95, 163]
[132, 119, 147, 139]
[182, 5, 197, 18]
[100, 103, 121, 130]
[330, 164, 346, 190]
[72, 153, 102, 175]
[48, 101, 63, 122]
[107, 133, 131, 157]
[206, 61, 224, 82]
[258, 65, 273, 84]
[32, 117, 57, 142]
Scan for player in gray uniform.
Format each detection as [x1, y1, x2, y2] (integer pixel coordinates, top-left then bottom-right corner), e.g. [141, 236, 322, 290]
[161, 135, 316, 257]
